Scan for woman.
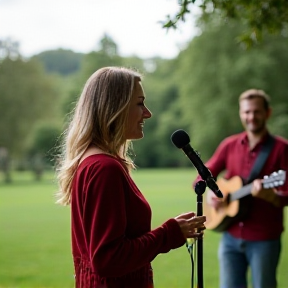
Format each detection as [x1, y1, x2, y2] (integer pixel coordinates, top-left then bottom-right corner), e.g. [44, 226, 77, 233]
[56, 67, 206, 288]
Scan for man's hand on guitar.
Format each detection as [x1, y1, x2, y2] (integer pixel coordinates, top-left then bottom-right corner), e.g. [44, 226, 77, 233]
[206, 189, 227, 209]
[251, 179, 281, 207]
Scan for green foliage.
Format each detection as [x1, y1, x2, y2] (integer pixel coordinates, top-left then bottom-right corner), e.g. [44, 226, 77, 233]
[163, 0, 288, 47]
[175, 20, 288, 160]
[1, 25, 288, 168]
[61, 34, 150, 129]
[27, 122, 63, 166]
[134, 58, 191, 167]
[0, 57, 60, 157]
[61, 35, 125, 116]
[98, 33, 118, 57]
[33, 49, 84, 76]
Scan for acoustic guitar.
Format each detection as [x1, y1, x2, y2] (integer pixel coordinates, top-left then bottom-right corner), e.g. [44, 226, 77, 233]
[204, 170, 286, 232]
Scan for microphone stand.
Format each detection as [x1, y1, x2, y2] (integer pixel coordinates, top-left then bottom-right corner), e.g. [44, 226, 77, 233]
[194, 180, 206, 288]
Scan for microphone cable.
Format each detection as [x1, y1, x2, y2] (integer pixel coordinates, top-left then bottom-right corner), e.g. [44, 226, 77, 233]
[186, 238, 196, 288]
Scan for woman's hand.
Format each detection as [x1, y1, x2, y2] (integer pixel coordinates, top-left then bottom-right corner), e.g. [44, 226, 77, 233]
[174, 212, 206, 239]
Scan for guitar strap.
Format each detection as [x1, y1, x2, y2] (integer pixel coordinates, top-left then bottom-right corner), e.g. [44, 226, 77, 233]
[245, 134, 275, 184]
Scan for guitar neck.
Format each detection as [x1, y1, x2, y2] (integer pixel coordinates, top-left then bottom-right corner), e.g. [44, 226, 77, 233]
[230, 183, 253, 202]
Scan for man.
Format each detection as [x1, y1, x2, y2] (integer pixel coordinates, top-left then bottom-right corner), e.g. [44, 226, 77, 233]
[194, 89, 288, 288]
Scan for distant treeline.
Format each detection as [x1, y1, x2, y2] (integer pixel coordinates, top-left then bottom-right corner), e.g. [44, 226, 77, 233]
[1, 19, 288, 182]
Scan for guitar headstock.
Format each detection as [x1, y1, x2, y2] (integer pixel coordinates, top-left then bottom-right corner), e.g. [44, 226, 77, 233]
[263, 170, 286, 189]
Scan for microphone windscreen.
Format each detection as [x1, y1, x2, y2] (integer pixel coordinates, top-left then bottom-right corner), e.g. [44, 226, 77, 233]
[171, 129, 190, 148]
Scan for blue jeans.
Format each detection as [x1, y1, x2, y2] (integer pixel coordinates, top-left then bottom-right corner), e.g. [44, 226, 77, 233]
[218, 232, 281, 288]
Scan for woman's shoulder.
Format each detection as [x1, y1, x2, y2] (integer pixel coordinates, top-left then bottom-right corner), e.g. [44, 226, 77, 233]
[79, 146, 118, 166]
[79, 153, 123, 170]
[77, 146, 128, 175]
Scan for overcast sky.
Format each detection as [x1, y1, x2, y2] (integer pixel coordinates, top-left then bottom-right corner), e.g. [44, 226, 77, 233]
[0, 0, 200, 59]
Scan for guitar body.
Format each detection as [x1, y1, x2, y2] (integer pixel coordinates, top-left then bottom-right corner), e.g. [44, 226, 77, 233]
[203, 170, 285, 232]
[204, 176, 251, 232]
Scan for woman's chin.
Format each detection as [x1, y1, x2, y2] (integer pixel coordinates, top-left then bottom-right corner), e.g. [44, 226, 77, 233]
[128, 132, 144, 140]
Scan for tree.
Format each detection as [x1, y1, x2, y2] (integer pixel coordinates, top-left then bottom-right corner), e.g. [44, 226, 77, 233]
[26, 122, 62, 180]
[0, 147, 11, 183]
[33, 49, 84, 76]
[133, 57, 190, 167]
[62, 34, 147, 115]
[0, 57, 60, 157]
[174, 20, 288, 160]
[98, 33, 118, 57]
[163, 0, 288, 47]
[0, 37, 20, 60]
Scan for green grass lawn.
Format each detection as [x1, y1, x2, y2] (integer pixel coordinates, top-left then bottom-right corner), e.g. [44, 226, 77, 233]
[0, 169, 287, 288]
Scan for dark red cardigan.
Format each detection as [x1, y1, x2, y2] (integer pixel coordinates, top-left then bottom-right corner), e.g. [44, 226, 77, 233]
[71, 154, 185, 288]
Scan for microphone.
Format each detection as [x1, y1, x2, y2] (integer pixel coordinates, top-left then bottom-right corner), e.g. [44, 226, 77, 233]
[171, 129, 223, 198]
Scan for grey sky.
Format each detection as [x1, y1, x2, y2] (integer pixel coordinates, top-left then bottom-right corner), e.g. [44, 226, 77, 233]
[0, 0, 199, 58]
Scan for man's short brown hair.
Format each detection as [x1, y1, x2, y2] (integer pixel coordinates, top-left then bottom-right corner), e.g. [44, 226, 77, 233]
[239, 89, 270, 110]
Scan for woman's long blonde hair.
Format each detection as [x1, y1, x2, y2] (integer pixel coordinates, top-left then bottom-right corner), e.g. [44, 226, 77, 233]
[56, 67, 142, 205]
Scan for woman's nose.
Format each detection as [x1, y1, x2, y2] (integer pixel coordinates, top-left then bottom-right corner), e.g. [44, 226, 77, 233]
[143, 106, 152, 119]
